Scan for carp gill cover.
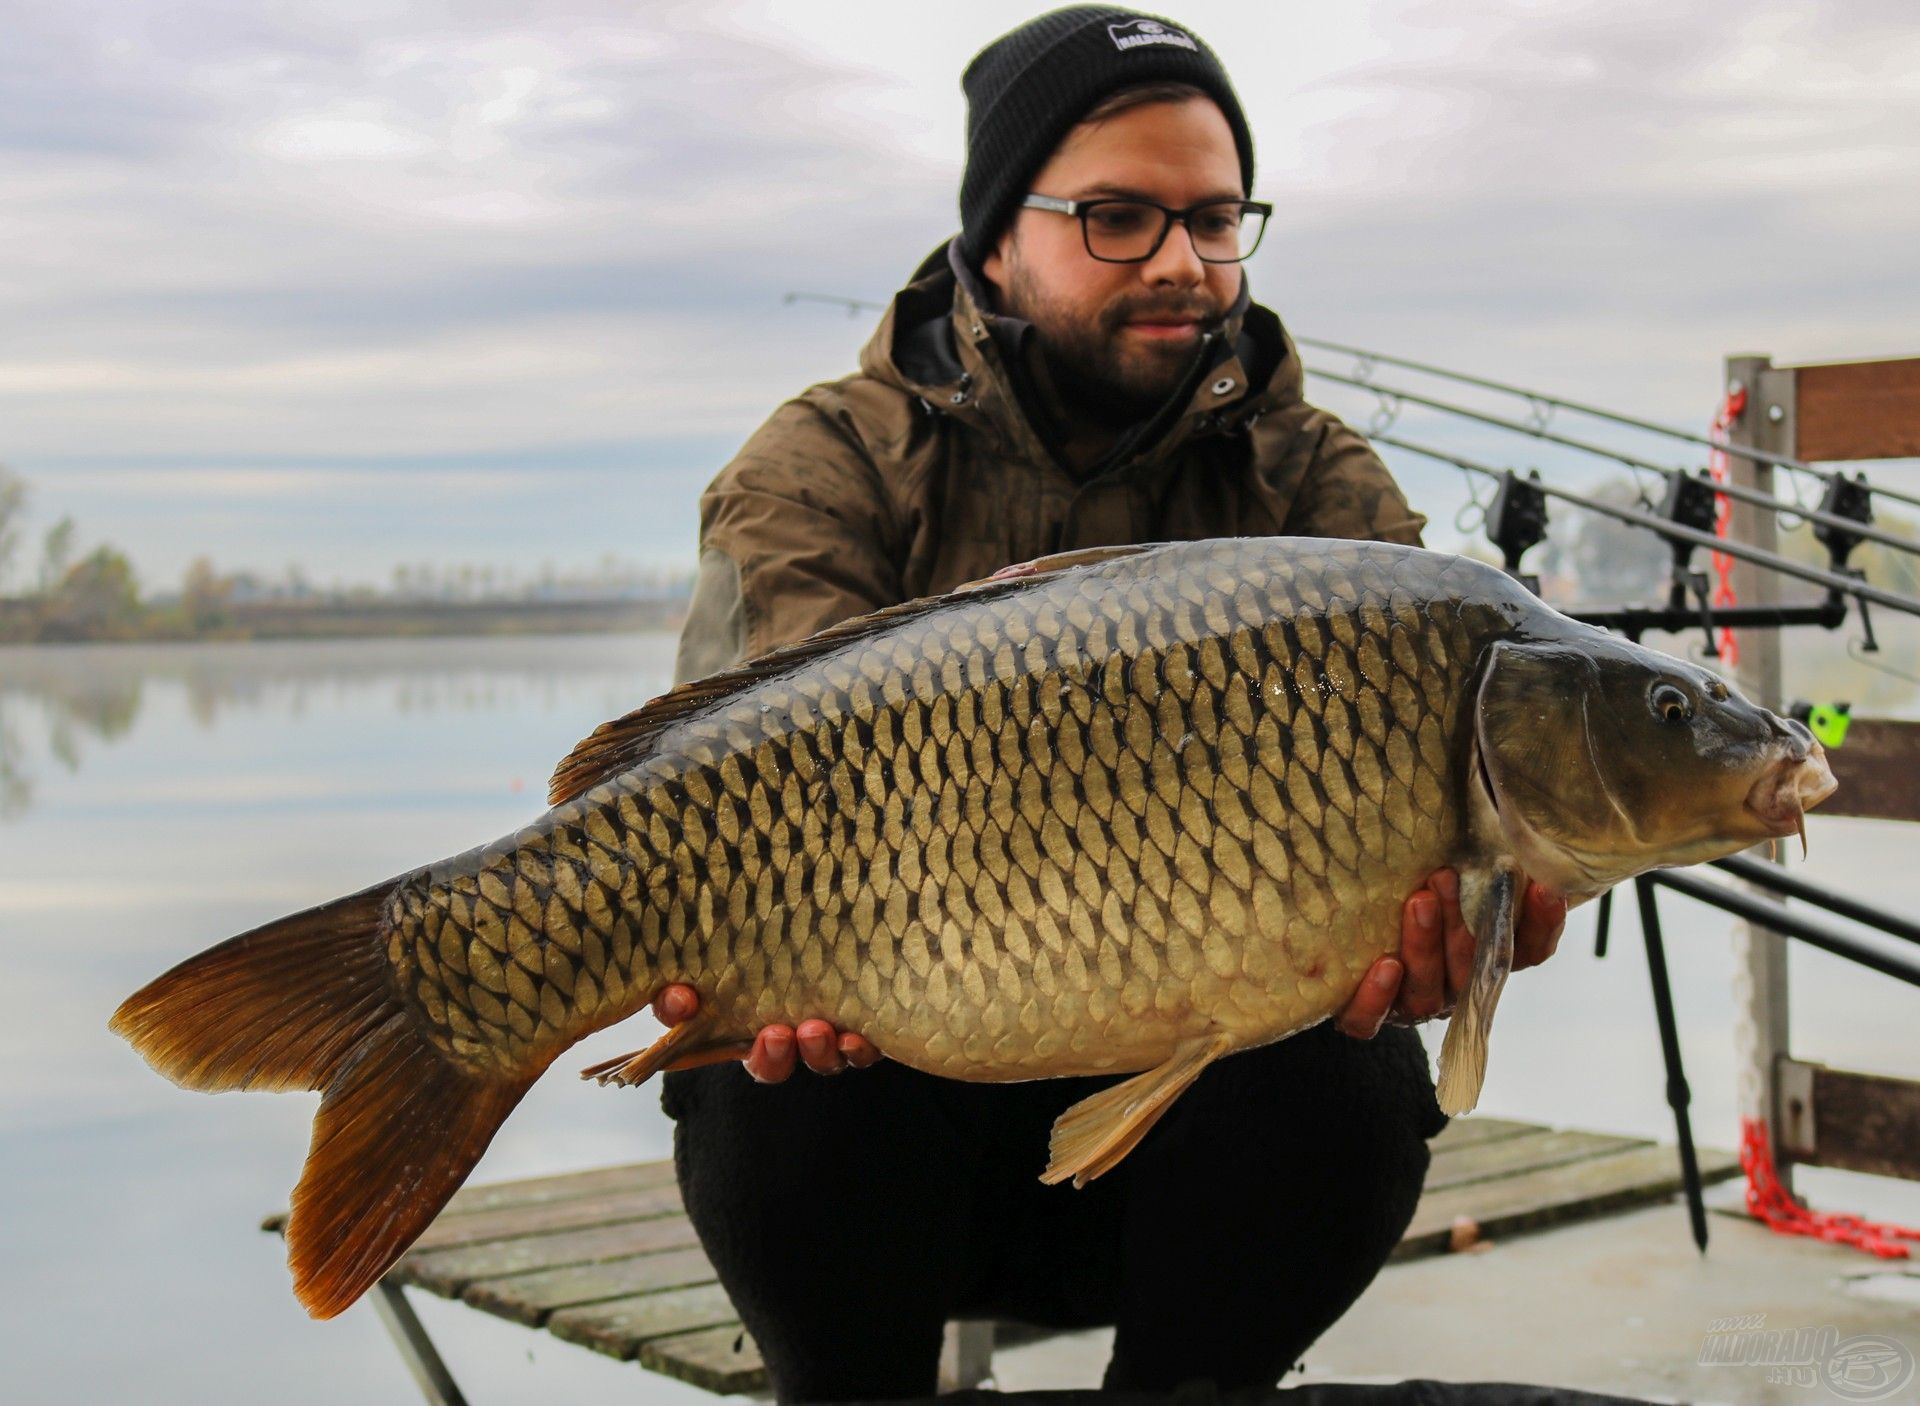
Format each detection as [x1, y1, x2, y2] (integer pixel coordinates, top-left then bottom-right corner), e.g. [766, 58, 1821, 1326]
[111, 538, 1835, 1318]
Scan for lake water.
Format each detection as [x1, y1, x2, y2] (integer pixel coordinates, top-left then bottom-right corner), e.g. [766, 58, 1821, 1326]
[1, 632, 1916, 1404]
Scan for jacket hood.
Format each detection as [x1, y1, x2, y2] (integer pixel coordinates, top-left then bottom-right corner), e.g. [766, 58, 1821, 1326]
[857, 238, 1309, 476]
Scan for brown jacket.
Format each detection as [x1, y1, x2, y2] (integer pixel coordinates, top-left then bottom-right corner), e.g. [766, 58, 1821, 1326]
[676, 243, 1425, 679]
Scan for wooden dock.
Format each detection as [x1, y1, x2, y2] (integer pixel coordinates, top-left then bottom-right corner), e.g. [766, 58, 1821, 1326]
[264, 1117, 1739, 1395]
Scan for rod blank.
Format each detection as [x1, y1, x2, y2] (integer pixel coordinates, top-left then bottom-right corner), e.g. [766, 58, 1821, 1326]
[1298, 334, 1920, 516]
[1374, 433, 1920, 621]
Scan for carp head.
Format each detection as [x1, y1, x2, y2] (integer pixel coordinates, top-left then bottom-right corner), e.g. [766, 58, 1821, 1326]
[1472, 636, 1837, 899]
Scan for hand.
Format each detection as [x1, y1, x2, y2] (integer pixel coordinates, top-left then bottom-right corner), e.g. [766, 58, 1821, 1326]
[1335, 867, 1567, 1040]
[650, 984, 883, 1083]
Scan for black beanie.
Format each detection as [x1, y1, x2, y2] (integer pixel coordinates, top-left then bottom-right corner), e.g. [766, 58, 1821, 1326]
[957, 6, 1255, 266]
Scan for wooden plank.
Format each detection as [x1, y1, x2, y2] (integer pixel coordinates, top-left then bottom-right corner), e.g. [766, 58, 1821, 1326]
[1428, 1116, 1543, 1152]
[261, 1162, 679, 1238]
[547, 1283, 743, 1361]
[398, 1214, 704, 1298]
[462, 1245, 718, 1326]
[1809, 1065, 1920, 1181]
[1792, 355, 1920, 461]
[438, 1160, 676, 1216]
[1426, 1129, 1647, 1191]
[1395, 1142, 1741, 1261]
[1823, 719, 1920, 823]
[407, 1183, 683, 1253]
[640, 1322, 766, 1395]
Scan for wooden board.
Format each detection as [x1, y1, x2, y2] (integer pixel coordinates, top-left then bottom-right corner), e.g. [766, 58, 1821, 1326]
[407, 1183, 683, 1253]
[400, 1214, 706, 1297]
[1822, 719, 1920, 823]
[1792, 355, 1920, 462]
[640, 1322, 766, 1395]
[1807, 1065, 1920, 1181]
[436, 1159, 676, 1216]
[462, 1245, 718, 1326]
[1425, 1127, 1647, 1192]
[1395, 1141, 1742, 1260]
[548, 1282, 744, 1361]
[1427, 1115, 1541, 1151]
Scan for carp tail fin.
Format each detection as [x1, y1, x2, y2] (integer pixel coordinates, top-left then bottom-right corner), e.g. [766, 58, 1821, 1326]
[110, 882, 535, 1318]
[1435, 867, 1518, 1116]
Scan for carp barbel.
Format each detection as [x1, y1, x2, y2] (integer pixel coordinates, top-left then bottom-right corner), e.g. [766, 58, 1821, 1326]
[112, 538, 1835, 1317]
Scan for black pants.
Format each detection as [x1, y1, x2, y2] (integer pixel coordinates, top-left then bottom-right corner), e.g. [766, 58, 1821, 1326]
[664, 1021, 1446, 1403]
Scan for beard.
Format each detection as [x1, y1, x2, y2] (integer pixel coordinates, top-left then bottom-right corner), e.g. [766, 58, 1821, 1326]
[1000, 256, 1228, 429]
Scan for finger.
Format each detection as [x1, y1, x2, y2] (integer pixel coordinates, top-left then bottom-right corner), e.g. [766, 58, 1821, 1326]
[839, 1032, 882, 1069]
[745, 1025, 798, 1083]
[651, 983, 700, 1026]
[1337, 958, 1402, 1039]
[796, 1019, 847, 1075]
[1514, 880, 1569, 969]
[1431, 868, 1474, 999]
[1396, 889, 1446, 1019]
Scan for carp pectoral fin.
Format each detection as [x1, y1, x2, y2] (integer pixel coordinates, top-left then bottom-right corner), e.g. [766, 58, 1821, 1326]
[1435, 866, 1518, 1116]
[580, 1021, 751, 1087]
[1041, 1033, 1234, 1190]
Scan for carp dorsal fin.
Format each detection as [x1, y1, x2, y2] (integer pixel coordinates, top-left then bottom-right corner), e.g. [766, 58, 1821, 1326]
[952, 542, 1167, 593]
[548, 555, 1160, 806]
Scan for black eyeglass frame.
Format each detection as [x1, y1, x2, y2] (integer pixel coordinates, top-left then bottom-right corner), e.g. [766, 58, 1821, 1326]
[1021, 193, 1274, 264]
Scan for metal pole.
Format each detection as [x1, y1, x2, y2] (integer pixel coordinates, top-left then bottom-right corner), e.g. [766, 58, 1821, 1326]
[1724, 353, 1795, 1197]
[370, 1280, 470, 1406]
[1634, 877, 1709, 1253]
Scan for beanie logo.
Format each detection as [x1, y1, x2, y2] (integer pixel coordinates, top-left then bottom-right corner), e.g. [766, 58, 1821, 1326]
[1107, 18, 1198, 53]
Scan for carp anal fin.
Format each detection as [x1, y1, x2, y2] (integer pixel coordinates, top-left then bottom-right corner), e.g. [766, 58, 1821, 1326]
[1041, 1032, 1233, 1189]
[109, 884, 535, 1319]
[1435, 866, 1518, 1116]
[548, 544, 1168, 806]
[580, 1019, 753, 1086]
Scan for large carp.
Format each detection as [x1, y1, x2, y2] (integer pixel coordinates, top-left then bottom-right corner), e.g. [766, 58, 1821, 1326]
[112, 538, 1834, 1317]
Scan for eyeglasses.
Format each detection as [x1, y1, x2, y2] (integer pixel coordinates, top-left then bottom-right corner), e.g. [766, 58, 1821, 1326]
[1021, 194, 1272, 264]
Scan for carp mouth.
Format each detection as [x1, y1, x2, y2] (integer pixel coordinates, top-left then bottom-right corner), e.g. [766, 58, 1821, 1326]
[1744, 740, 1838, 851]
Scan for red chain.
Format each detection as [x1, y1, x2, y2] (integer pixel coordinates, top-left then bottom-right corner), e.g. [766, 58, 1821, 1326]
[1706, 387, 1747, 667]
[1740, 1117, 1920, 1258]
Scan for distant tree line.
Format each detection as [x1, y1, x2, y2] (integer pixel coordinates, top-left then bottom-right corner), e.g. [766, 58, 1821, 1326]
[0, 464, 692, 646]
[0, 466, 147, 642]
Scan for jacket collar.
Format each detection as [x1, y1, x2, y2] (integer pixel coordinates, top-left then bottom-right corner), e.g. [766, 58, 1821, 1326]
[860, 239, 1306, 482]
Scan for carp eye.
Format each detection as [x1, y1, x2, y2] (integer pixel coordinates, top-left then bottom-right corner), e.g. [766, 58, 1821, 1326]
[1707, 680, 1729, 703]
[1651, 683, 1692, 723]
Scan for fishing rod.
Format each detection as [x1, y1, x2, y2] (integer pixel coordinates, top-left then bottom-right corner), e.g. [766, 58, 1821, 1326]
[785, 292, 887, 316]
[1313, 368, 1920, 561]
[1298, 334, 1920, 516]
[1373, 434, 1920, 622]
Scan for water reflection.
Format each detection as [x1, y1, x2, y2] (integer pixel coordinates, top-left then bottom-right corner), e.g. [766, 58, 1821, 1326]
[0, 635, 677, 822]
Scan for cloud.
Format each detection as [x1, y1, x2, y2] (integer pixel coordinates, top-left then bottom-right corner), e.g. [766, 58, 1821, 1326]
[3, 0, 1915, 586]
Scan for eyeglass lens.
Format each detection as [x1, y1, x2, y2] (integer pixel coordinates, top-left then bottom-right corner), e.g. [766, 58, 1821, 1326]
[1082, 202, 1266, 263]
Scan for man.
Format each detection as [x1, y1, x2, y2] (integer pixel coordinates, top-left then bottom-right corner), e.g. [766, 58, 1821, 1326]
[651, 8, 1565, 1398]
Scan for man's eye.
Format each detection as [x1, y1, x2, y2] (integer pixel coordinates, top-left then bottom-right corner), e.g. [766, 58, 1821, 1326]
[1194, 209, 1241, 235]
[1089, 205, 1151, 234]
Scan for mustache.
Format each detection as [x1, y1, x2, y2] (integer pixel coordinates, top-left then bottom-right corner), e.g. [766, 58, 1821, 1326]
[1100, 295, 1227, 333]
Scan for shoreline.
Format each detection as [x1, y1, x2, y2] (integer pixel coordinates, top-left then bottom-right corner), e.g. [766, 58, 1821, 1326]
[0, 597, 688, 646]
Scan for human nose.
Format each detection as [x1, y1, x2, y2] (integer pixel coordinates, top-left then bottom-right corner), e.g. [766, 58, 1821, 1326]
[1138, 213, 1205, 287]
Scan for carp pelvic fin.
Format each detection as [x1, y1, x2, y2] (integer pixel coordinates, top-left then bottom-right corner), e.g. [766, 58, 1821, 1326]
[109, 882, 535, 1319]
[1435, 866, 1518, 1116]
[1041, 1033, 1233, 1189]
[580, 1018, 751, 1086]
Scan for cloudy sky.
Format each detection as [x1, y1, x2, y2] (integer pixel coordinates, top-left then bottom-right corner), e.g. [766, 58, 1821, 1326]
[4, 0, 1916, 593]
